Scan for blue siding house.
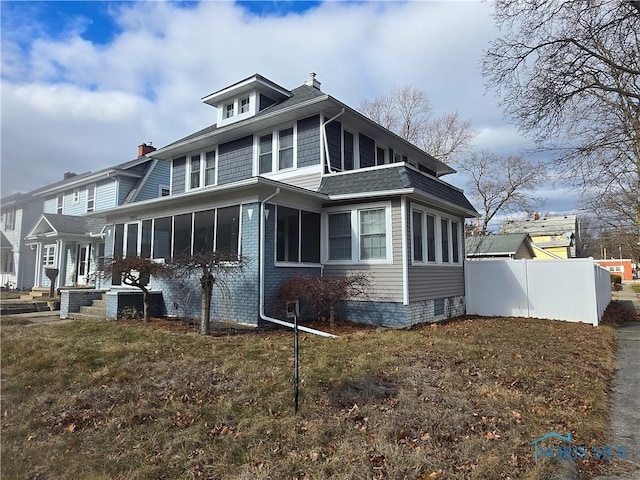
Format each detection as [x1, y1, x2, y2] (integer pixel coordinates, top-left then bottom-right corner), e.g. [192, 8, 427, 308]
[20, 145, 170, 291]
[91, 74, 478, 328]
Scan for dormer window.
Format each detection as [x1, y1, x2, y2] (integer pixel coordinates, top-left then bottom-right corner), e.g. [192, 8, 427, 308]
[240, 97, 250, 114]
[225, 103, 234, 119]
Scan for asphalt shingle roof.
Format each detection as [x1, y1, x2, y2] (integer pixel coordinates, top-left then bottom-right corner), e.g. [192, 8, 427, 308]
[42, 214, 106, 235]
[465, 233, 532, 256]
[318, 165, 477, 213]
[500, 214, 576, 236]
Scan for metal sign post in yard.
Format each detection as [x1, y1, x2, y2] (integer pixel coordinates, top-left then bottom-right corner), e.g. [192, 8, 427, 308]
[287, 301, 300, 413]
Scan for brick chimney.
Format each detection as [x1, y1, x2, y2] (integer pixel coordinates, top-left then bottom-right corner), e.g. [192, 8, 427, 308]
[305, 72, 321, 90]
[138, 143, 156, 157]
[63, 172, 77, 180]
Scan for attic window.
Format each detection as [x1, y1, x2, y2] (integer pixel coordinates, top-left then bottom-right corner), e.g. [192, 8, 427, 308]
[225, 103, 234, 119]
[240, 97, 250, 114]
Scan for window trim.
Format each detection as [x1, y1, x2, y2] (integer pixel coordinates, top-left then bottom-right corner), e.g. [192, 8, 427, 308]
[56, 195, 64, 214]
[410, 204, 463, 266]
[274, 205, 322, 266]
[186, 148, 218, 190]
[255, 124, 297, 174]
[322, 201, 393, 265]
[86, 184, 96, 213]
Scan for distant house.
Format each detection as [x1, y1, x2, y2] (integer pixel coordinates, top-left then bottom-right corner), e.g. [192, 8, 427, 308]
[86, 73, 478, 327]
[500, 214, 577, 259]
[594, 259, 635, 281]
[14, 145, 170, 292]
[465, 233, 535, 260]
[0, 192, 44, 290]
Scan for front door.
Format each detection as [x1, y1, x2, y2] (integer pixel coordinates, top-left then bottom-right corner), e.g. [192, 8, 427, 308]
[76, 243, 91, 285]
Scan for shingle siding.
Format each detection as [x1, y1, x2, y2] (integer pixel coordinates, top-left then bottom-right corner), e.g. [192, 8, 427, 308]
[296, 115, 321, 168]
[172, 157, 186, 194]
[218, 136, 254, 185]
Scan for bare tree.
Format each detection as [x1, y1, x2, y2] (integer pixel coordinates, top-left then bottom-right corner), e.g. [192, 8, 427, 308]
[483, 0, 640, 250]
[104, 256, 168, 323]
[165, 251, 247, 335]
[458, 151, 548, 234]
[359, 86, 476, 162]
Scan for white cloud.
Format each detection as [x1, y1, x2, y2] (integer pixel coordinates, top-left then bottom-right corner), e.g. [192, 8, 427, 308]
[1, 0, 565, 213]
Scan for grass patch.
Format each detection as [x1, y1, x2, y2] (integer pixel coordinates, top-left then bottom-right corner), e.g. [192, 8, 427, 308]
[0, 317, 626, 479]
[632, 284, 640, 294]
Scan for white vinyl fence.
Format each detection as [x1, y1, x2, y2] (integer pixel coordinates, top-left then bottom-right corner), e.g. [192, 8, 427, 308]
[464, 258, 612, 326]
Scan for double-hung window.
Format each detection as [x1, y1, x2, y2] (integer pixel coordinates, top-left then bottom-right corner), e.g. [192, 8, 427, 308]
[4, 209, 15, 231]
[259, 134, 273, 174]
[57, 195, 63, 214]
[43, 244, 56, 268]
[328, 212, 352, 260]
[278, 128, 294, 170]
[258, 126, 295, 173]
[86, 185, 95, 213]
[225, 103, 234, 119]
[326, 204, 391, 263]
[73, 188, 80, 204]
[359, 209, 386, 260]
[190, 155, 201, 189]
[240, 97, 250, 114]
[205, 151, 216, 186]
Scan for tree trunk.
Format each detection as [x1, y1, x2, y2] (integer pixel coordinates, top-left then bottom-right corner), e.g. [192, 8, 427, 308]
[201, 273, 215, 335]
[142, 287, 150, 323]
[329, 304, 336, 327]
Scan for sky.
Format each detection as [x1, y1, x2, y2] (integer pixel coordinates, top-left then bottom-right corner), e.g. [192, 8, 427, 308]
[0, 0, 579, 219]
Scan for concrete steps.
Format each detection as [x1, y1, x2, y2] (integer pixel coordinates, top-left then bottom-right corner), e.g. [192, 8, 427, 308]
[68, 294, 108, 321]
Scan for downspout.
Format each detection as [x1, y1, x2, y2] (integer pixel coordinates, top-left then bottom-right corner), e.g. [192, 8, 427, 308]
[401, 196, 409, 305]
[259, 189, 336, 338]
[321, 108, 345, 174]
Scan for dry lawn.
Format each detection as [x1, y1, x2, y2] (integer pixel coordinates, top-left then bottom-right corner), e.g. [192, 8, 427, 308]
[0, 311, 633, 480]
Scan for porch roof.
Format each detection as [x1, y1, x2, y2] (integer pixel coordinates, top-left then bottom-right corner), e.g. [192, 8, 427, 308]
[26, 214, 106, 241]
[0, 231, 12, 250]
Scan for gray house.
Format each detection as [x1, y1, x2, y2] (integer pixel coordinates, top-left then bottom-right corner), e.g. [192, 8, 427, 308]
[87, 73, 478, 327]
[22, 146, 170, 292]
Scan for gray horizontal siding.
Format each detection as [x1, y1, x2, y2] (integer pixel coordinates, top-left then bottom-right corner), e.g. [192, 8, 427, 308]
[282, 172, 322, 191]
[218, 135, 253, 185]
[407, 200, 465, 301]
[323, 199, 404, 303]
[408, 266, 465, 301]
[297, 115, 321, 168]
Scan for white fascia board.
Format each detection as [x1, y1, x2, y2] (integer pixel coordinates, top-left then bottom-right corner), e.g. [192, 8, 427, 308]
[327, 188, 415, 201]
